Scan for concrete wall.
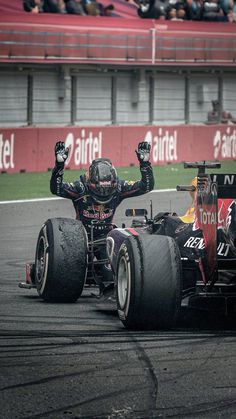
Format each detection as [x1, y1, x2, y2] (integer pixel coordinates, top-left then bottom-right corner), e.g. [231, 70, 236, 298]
[0, 72, 28, 127]
[0, 67, 236, 127]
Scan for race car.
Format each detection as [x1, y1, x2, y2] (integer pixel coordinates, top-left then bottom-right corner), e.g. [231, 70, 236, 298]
[19, 161, 236, 330]
[108, 162, 236, 329]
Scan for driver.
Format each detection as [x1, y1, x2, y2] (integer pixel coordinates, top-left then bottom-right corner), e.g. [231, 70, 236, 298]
[50, 140, 154, 237]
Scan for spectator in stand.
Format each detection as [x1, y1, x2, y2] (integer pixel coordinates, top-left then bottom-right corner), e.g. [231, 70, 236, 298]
[99, 3, 115, 15]
[22, 0, 236, 19]
[185, 0, 204, 20]
[167, 0, 187, 19]
[43, 0, 64, 12]
[202, 0, 228, 20]
[58, 0, 67, 12]
[23, 0, 43, 13]
[64, 0, 86, 14]
[206, 100, 236, 124]
[82, 0, 101, 15]
[219, 0, 234, 20]
[150, 0, 169, 19]
[130, 0, 169, 19]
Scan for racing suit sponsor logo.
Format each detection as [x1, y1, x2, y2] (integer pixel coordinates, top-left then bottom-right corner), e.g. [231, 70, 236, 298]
[100, 181, 111, 186]
[184, 236, 230, 256]
[144, 129, 177, 163]
[83, 207, 114, 220]
[64, 130, 102, 166]
[125, 180, 135, 186]
[56, 176, 62, 195]
[0, 133, 14, 170]
[213, 127, 236, 159]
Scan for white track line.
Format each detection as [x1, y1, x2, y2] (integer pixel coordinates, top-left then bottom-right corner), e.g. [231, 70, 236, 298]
[0, 189, 176, 205]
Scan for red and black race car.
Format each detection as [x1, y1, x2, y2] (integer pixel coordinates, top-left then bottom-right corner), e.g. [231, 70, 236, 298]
[108, 161, 236, 329]
[19, 161, 236, 330]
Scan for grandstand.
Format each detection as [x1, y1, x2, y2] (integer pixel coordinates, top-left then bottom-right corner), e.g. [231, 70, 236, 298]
[0, 0, 138, 18]
[0, 0, 235, 65]
[0, 0, 236, 173]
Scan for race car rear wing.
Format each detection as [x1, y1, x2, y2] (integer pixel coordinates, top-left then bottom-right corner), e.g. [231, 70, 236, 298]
[178, 161, 236, 287]
[183, 161, 221, 172]
[210, 173, 236, 199]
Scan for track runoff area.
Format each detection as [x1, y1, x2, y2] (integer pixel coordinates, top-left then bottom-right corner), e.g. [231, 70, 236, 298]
[0, 189, 176, 205]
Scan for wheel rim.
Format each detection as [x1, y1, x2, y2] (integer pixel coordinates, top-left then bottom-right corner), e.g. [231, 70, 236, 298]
[36, 234, 48, 292]
[117, 255, 129, 309]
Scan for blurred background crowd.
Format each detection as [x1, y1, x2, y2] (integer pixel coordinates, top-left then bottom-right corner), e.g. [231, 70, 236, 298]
[23, 0, 236, 20]
[23, 0, 115, 16]
[131, 0, 236, 22]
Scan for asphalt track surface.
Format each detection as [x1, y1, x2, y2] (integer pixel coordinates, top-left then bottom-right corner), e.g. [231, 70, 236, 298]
[1, 191, 236, 419]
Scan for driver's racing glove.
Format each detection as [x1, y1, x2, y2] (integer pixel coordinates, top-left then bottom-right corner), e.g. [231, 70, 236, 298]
[55, 141, 69, 167]
[136, 141, 151, 164]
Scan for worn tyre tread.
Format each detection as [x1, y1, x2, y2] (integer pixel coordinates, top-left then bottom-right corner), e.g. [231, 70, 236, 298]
[117, 234, 182, 330]
[35, 218, 87, 303]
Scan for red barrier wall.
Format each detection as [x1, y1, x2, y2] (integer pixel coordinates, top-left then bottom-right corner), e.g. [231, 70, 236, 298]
[1, 15, 236, 66]
[0, 125, 235, 173]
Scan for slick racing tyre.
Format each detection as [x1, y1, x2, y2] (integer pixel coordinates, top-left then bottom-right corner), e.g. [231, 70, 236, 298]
[116, 235, 182, 330]
[35, 218, 88, 302]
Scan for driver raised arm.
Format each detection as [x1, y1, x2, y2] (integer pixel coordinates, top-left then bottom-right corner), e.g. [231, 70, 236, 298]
[50, 140, 155, 235]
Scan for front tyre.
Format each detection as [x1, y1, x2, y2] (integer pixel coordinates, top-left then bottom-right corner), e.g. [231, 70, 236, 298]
[116, 235, 182, 330]
[35, 218, 88, 302]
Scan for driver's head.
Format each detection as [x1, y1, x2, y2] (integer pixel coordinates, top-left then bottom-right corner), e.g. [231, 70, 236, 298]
[87, 158, 118, 203]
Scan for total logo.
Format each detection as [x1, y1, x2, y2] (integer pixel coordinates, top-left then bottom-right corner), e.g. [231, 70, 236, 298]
[64, 129, 102, 166]
[198, 208, 217, 225]
[213, 127, 236, 159]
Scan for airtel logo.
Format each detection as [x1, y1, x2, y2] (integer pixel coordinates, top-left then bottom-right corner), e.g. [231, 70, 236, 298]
[64, 129, 102, 166]
[213, 127, 236, 159]
[0, 133, 15, 170]
[144, 129, 178, 162]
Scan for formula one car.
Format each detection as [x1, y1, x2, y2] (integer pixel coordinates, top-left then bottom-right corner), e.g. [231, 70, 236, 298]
[19, 161, 236, 330]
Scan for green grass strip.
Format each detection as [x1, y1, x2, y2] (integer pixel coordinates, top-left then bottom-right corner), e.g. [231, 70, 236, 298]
[0, 161, 235, 201]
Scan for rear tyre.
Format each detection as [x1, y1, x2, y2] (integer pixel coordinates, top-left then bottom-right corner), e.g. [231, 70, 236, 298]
[116, 235, 182, 330]
[35, 218, 87, 302]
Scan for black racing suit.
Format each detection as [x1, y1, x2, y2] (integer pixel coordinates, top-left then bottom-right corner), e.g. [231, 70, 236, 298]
[50, 161, 154, 284]
[50, 161, 154, 237]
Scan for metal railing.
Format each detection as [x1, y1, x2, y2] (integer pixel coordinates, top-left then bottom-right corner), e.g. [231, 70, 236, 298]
[0, 25, 236, 65]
